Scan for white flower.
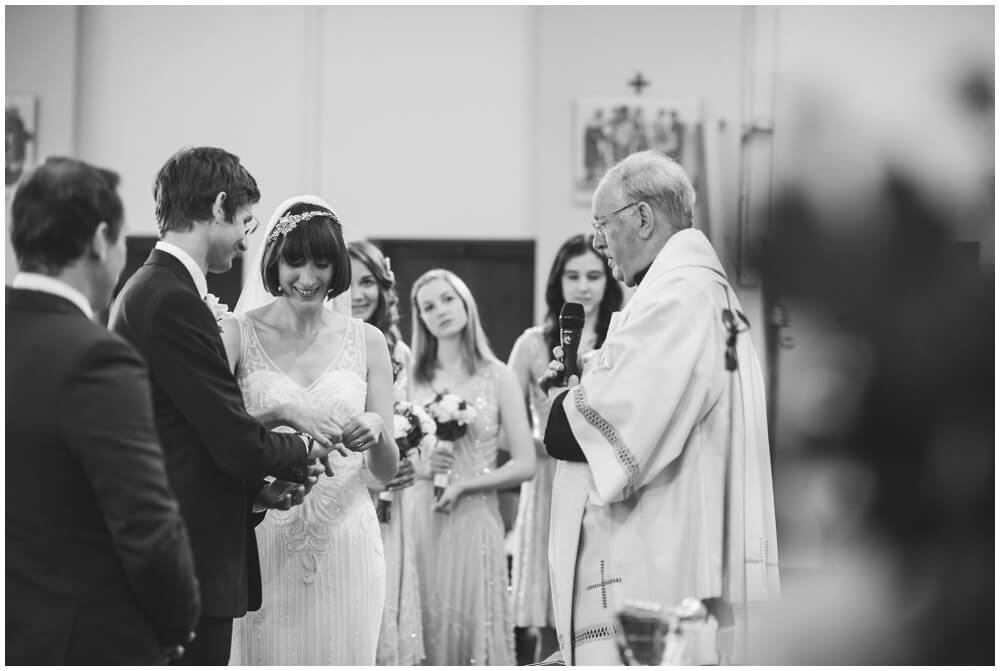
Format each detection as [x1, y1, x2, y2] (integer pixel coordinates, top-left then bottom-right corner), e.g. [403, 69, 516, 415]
[409, 404, 436, 435]
[438, 394, 461, 416]
[203, 293, 230, 322]
[393, 414, 411, 440]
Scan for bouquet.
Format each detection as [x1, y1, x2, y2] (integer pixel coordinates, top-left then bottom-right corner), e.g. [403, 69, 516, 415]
[377, 400, 437, 523]
[424, 392, 477, 500]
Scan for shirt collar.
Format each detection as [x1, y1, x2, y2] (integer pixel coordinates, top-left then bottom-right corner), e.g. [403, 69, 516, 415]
[155, 240, 209, 297]
[12, 272, 95, 320]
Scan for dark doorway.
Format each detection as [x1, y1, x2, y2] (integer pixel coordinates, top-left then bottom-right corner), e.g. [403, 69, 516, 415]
[372, 239, 535, 362]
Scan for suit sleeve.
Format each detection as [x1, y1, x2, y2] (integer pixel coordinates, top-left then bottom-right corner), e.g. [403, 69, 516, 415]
[147, 289, 308, 483]
[562, 276, 720, 503]
[60, 337, 200, 647]
[247, 481, 267, 526]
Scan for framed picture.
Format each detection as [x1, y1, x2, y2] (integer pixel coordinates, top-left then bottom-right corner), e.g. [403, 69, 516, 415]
[573, 97, 710, 235]
[6, 94, 38, 187]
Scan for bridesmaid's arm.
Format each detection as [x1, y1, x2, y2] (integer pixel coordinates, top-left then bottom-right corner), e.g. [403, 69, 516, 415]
[508, 331, 551, 459]
[361, 323, 400, 483]
[507, 331, 536, 427]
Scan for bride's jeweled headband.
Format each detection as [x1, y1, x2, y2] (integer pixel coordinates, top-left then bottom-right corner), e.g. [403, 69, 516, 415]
[267, 210, 332, 243]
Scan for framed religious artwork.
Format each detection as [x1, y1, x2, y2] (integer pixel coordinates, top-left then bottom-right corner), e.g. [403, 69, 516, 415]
[6, 93, 38, 188]
[572, 97, 710, 235]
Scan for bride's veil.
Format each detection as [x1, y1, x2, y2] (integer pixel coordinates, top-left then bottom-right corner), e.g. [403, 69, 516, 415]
[233, 194, 352, 317]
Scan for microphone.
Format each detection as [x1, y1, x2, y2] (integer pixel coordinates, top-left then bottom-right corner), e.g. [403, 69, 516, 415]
[559, 302, 586, 383]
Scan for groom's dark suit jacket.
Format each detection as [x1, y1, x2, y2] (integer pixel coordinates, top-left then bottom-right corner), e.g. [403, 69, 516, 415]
[6, 287, 201, 664]
[109, 249, 308, 618]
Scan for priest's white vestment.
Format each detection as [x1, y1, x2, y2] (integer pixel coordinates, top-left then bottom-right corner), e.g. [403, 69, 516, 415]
[545, 228, 780, 665]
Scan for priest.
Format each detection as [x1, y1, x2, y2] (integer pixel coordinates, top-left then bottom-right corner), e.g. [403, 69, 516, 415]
[542, 150, 780, 665]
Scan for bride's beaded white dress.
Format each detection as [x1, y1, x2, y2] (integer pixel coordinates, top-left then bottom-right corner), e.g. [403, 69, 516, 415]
[229, 313, 385, 665]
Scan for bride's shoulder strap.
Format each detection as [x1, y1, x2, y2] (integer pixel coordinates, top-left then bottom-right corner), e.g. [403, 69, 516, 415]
[341, 317, 369, 378]
[232, 312, 271, 378]
[218, 314, 243, 375]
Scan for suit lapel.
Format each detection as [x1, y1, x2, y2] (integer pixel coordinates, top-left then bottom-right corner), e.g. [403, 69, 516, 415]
[145, 250, 230, 361]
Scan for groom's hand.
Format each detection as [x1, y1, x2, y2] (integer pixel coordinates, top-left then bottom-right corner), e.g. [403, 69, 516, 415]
[303, 463, 323, 494]
[288, 407, 346, 456]
[306, 440, 340, 477]
[255, 480, 306, 510]
[160, 631, 195, 663]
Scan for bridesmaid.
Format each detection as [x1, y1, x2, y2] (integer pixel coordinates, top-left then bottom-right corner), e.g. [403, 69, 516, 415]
[409, 269, 536, 665]
[348, 240, 426, 666]
[508, 233, 623, 663]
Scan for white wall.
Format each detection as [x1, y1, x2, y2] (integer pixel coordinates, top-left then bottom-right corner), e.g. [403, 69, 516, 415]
[67, 6, 535, 285]
[533, 6, 747, 321]
[5, 5, 79, 282]
[5, 6, 78, 161]
[75, 6, 315, 264]
[316, 6, 536, 242]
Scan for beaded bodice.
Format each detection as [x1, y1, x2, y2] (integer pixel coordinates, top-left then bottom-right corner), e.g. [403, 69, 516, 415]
[234, 313, 370, 578]
[412, 362, 503, 481]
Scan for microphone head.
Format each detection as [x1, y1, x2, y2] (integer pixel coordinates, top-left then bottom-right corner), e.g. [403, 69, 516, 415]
[559, 302, 586, 329]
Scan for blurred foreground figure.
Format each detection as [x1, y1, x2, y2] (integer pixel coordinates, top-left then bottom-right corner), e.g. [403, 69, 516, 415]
[6, 158, 200, 663]
[754, 66, 993, 665]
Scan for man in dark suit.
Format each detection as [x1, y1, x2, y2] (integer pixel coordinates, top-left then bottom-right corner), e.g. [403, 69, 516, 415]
[108, 146, 339, 665]
[6, 157, 201, 664]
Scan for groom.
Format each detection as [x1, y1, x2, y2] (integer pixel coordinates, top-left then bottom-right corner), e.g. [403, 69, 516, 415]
[109, 146, 336, 665]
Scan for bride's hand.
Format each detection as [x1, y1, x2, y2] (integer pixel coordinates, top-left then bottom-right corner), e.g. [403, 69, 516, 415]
[285, 405, 347, 456]
[341, 412, 383, 453]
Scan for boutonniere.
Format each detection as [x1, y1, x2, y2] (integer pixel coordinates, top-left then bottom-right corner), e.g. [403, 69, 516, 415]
[203, 293, 231, 331]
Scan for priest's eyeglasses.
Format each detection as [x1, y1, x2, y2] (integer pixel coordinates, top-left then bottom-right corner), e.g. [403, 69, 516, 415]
[592, 201, 641, 232]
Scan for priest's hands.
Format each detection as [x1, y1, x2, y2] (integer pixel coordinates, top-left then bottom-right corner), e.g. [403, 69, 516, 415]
[539, 345, 580, 401]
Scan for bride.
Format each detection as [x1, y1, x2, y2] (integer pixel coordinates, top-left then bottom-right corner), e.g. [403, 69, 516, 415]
[221, 195, 398, 665]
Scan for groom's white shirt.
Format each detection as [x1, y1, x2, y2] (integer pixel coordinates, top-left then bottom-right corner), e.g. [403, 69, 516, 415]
[12, 272, 94, 321]
[155, 240, 208, 298]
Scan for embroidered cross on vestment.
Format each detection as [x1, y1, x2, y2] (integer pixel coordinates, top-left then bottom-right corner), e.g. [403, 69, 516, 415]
[586, 560, 623, 610]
